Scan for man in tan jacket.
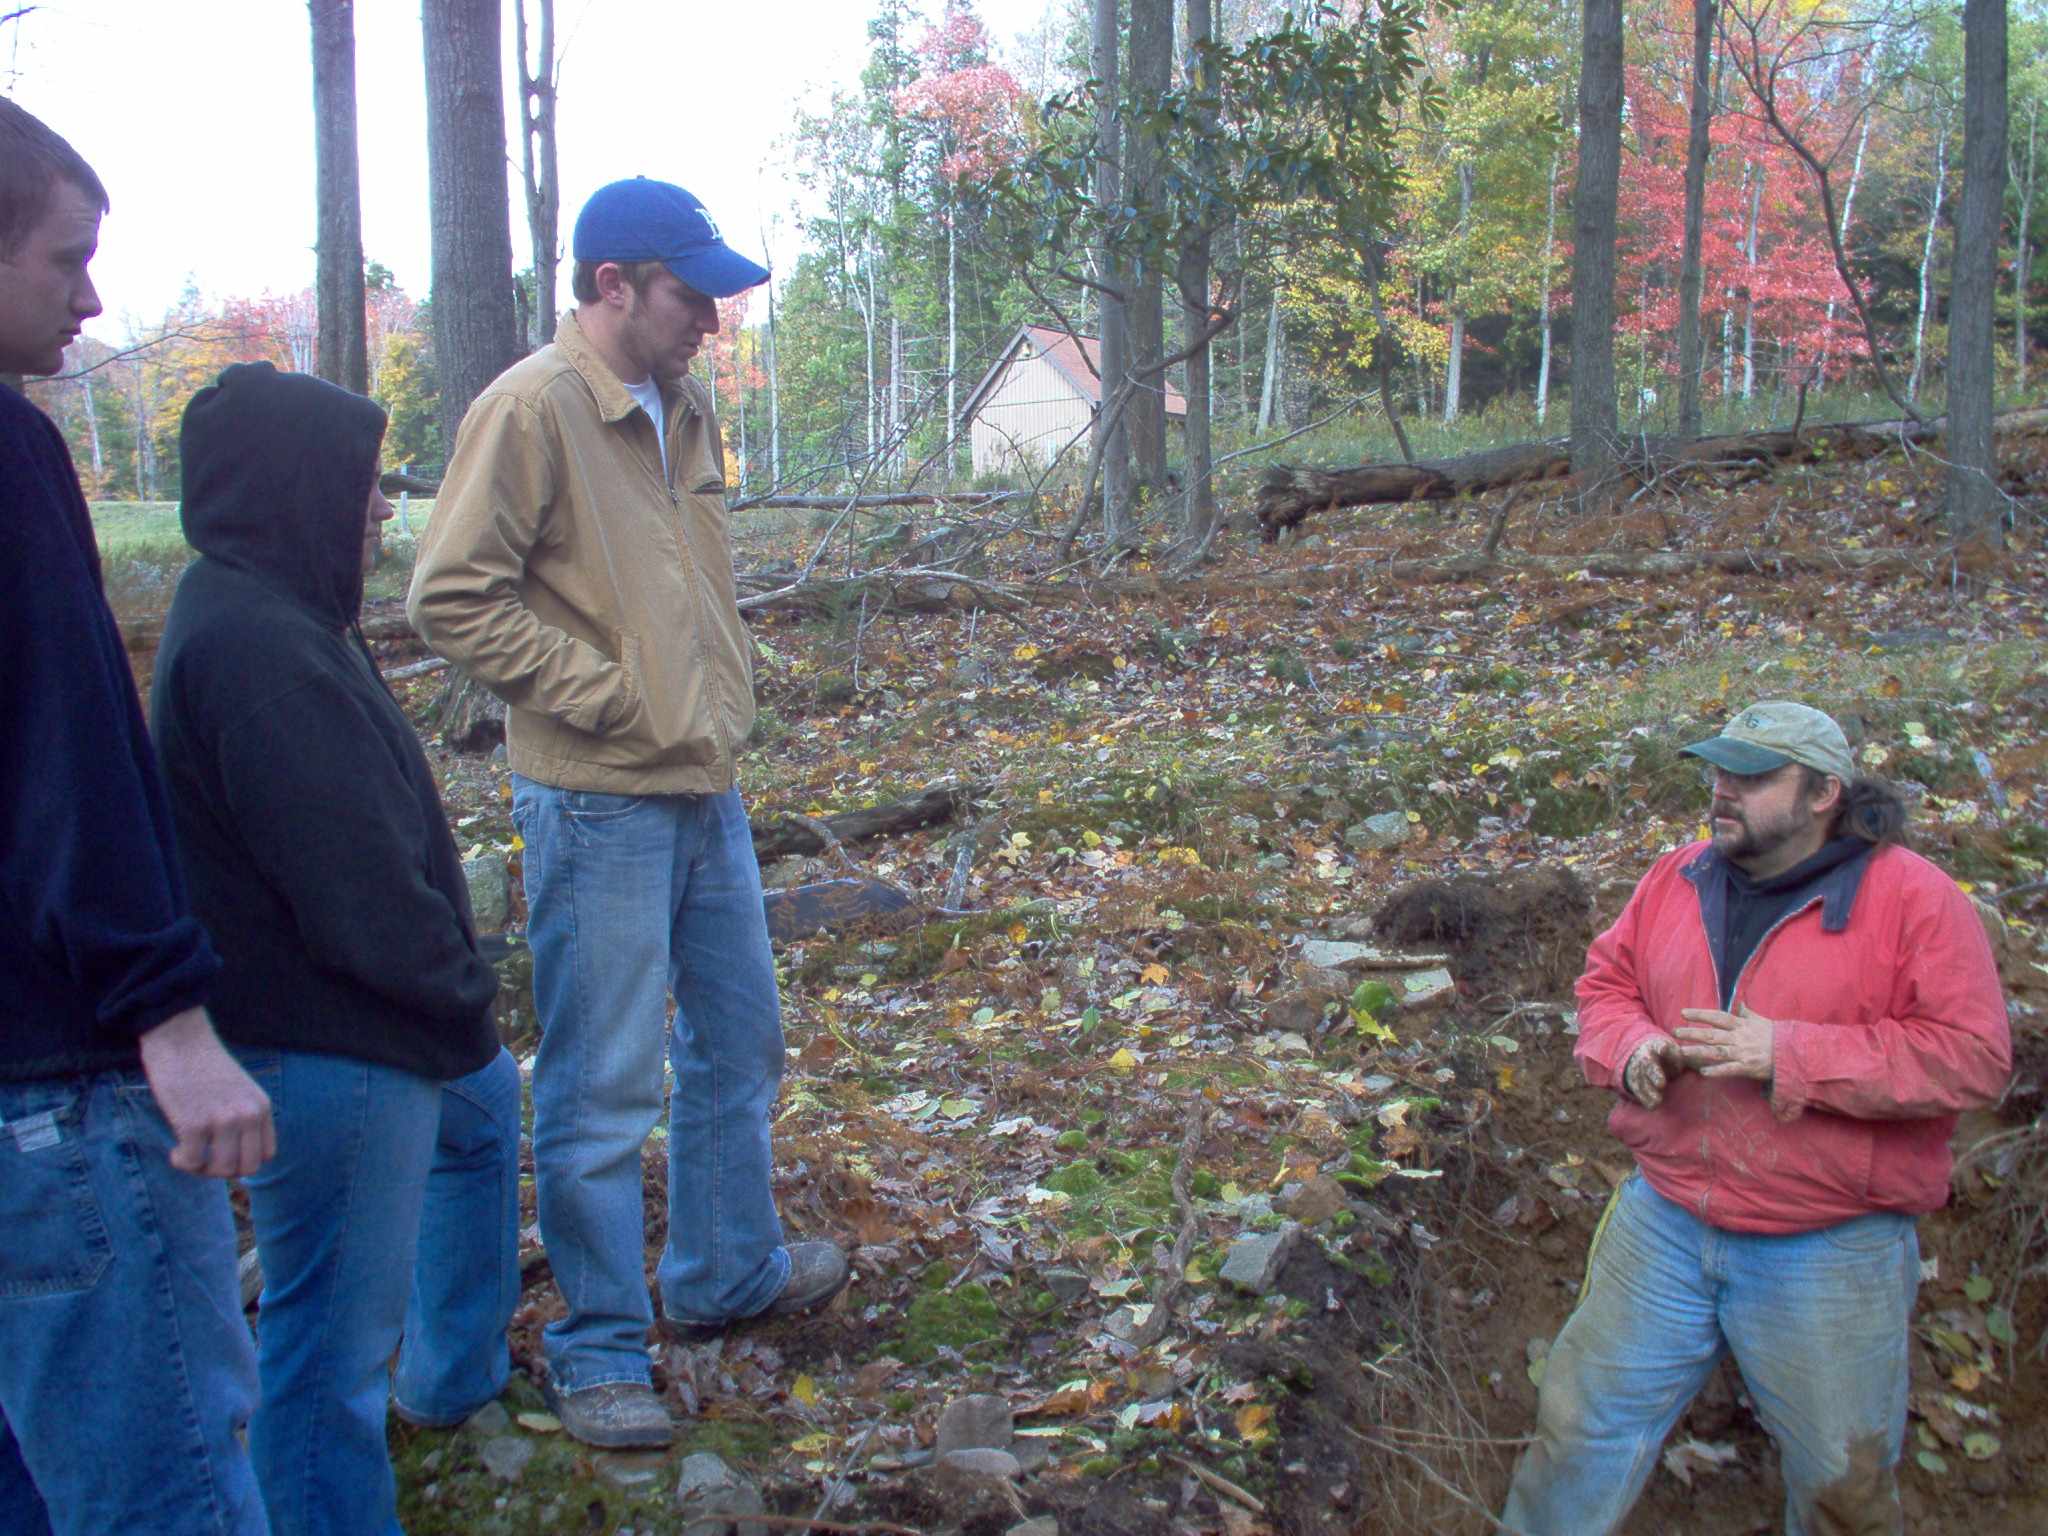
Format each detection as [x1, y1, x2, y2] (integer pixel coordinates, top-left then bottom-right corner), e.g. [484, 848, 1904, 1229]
[409, 178, 847, 1450]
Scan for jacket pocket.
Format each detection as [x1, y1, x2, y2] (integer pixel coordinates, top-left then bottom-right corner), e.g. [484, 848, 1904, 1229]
[602, 631, 647, 739]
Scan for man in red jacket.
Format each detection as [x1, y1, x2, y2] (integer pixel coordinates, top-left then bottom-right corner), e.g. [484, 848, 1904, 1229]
[1502, 701, 2009, 1536]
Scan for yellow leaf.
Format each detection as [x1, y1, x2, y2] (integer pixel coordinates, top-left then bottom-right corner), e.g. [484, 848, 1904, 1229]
[1108, 1048, 1140, 1072]
[789, 1433, 835, 1454]
[1013, 643, 1041, 661]
[791, 1374, 818, 1407]
[1497, 1065, 1518, 1092]
[1951, 1363, 1983, 1392]
[1140, 963, 1170, 985]
[858, 760, 878, 773]
[1235, 1403, 1276, 1443]
[1010, 923, 1029, 944]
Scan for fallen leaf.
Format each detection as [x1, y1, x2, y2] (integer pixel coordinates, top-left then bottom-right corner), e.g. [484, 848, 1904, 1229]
[515, 1411, 561, 1434]
[1234, 1402, 1275, 1443]
[791, 1374, 818, 1407]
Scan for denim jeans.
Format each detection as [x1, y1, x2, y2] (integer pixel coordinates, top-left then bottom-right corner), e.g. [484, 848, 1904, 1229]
[512, 779, 788, 1393]
[0, 1070, 267, 1536]
[1503, 1173, 1918, 1536]
[239, 1046, 519, 1536]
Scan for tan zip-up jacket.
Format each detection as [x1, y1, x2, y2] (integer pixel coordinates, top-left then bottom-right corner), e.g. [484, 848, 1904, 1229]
[406, 312, 755, 795]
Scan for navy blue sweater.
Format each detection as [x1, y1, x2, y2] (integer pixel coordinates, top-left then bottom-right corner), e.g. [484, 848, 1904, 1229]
[1, 384, 219, 1080]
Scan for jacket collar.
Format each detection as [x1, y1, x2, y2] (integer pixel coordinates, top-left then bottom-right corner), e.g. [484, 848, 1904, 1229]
[1681, 842, 1871, 934]
[555, 311, 643, 426]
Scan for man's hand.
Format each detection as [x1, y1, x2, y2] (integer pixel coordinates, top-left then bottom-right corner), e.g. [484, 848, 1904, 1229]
[137, 1007, 275, 1177]
[1623, 1036, 1687, 1108]
[1675, 1004, 1776, 1082]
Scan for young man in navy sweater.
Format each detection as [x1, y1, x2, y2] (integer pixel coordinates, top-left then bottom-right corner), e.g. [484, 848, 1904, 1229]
[0, 99, 272, 1536]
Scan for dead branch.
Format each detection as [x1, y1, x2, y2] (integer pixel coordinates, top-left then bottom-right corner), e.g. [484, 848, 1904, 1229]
[732, 492, 1021, 513]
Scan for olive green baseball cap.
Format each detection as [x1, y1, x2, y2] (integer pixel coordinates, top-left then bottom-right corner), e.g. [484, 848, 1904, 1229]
[1682, 700, 1854, 782]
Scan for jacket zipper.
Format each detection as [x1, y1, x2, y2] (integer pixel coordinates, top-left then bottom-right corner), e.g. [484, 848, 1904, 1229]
[1691, 887, 1827, 1223]
[642, 393, 737, 778]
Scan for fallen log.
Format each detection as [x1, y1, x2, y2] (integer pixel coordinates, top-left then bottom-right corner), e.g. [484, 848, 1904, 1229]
[753, 782, 988, 862]
[730, 491, 1020, 513]
[735, 573, 1026, 616]
[1253, 407, 2048, 539]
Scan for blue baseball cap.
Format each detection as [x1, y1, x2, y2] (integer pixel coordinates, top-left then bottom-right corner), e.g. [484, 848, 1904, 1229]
[571, 178, 769, 298]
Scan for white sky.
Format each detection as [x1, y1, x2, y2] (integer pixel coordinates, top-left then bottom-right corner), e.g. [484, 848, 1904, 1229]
[4, 0, 1065, 345]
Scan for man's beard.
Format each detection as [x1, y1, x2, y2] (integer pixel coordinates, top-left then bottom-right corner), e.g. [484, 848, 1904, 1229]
[1711, 800, 1812, 870]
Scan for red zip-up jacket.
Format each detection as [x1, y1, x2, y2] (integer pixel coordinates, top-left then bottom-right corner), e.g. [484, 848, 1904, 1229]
[1576, 839, 2010, 1233]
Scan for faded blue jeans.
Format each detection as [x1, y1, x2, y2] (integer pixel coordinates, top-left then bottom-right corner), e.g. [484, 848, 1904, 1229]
[1503, 1172, 1918, 1536]
[239, 1046, 519, 1536]
[512, 780, 788, 1394]
[0, 1070, 267, 1536]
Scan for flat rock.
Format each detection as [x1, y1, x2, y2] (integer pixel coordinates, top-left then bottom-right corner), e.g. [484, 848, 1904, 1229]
[1297, 939, 1449, 971]
[1400, 968, 1457, 1007]
[478, 1434, 533, 1482]
[598, 1453, 665, 1489]
[1041, 1267, 1090, 1305]
[1220, 1223, 1301, 1295]
[936, 1393, 1015, 1456]
[1344, 812, 1412, 852]
[462, 849, 511, 932]
[1007, 1519, 1060, 1536]
[1276, 1175, 1348, 1227]
[674, 1450, 767, 1535]
[460, 1400, 512, 1437]
[938, 1447, 1023, 1482]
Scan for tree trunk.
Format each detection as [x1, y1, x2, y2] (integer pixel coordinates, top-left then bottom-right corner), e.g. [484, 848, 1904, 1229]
[1445, 159, 1472, 423]
[1254, 407, 2048, 536]
[515, 0, 560, 345]
[1677, 0, 1715, 439]
[1177, 0, 1219, 551]
[1537, 150, 1559, 426]
[310, 0, 368, 394]
[1570, 0, 1624, 508]
[1257, 289, 1281, 432]
[423, 0, 521, 458]
[1910, 129, 1948, 403]
[1741, 164, 1761, 400]
[1126, 0, 1171, 489]
[1093, 0, 1134, 540]
[766, 275, 782, 488]
[2013, 102, 2036, 393]
[946, 213, 959, 473]
[1819, 114, 1869, 395]
[1947, 0, 2007, 553]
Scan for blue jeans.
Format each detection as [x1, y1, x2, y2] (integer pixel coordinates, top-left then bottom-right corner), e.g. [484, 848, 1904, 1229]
[239, 1047, 519, 1536]
[511, 779, 788, 1393]
[1504, 1173, 1918, 1536]
[0, 1070, 267, 1536]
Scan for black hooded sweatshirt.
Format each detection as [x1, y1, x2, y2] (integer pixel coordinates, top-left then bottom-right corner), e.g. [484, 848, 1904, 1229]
[150, 363, 497, 1081]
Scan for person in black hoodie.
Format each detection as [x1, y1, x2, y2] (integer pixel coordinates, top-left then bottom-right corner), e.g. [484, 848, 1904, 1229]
[1, 100, 271, 1536]
[152, 362, 520, 1536]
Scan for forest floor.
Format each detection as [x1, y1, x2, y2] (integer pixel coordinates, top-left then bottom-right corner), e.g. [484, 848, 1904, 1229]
[116, 438, 2048, 1536]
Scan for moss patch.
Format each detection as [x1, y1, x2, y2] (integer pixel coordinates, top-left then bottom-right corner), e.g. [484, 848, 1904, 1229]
[894, 1267, 1005, 1363]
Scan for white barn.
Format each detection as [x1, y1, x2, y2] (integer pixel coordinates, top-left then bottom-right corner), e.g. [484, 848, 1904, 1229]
[960, 323, 1188, 475]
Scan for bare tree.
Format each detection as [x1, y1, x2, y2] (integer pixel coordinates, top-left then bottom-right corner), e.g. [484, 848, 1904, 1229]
[1176, 0, 1220, 551]
[1093, 0, 1134, 541]
[1947, 0, 2007, 552]
[310, 0, 367, 393]
[1127, 0, 1172, 488]
[515, 0, 560, 345]
[423, 0, 521, 458]
[1571, 0, 1624, 507]
[1677, 0, 1717, 438]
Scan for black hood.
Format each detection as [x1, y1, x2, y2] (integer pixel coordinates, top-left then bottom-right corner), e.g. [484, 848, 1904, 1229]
[179, 362, 388, 626]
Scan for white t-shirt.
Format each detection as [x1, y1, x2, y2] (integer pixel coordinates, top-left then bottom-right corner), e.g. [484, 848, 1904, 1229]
[623, 376, 667, 478]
